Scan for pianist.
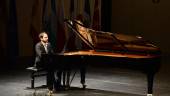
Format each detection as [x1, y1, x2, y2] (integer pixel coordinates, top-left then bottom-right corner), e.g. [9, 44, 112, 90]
[34, 32, 58, 94]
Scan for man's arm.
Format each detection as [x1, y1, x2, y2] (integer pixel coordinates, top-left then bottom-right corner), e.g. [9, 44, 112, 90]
[35, 43, 43, 57]
[48, 43, 55, 54]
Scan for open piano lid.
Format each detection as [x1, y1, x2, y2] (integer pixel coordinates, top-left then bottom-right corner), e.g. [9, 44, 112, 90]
[64, 19, 160, 54]
[65, 19, 95, 50]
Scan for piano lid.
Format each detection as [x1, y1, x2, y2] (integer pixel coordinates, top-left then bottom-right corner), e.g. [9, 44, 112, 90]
[64, 19, 95, 49]
[64, 19, 129, 51]
[64, 19, 160, 54]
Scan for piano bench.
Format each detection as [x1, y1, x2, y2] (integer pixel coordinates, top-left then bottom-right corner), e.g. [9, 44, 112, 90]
[26, 66, 47, 89]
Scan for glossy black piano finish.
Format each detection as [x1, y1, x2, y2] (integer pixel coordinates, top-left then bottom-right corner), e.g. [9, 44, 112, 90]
[63, 50, 161, 93]
[46, 19, 161, 95]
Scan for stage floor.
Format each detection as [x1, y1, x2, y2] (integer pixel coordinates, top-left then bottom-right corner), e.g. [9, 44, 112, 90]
[0, 57, 170, 96]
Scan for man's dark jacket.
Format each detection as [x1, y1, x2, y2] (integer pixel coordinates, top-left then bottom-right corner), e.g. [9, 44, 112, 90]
[34, 42, 54, 68]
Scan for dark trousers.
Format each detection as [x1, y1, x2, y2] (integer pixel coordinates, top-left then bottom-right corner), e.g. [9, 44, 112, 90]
[46, 68, 54, 90]
[36, 61, 55, 90]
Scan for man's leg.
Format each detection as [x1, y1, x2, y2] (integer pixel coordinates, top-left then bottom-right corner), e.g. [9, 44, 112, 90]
[47, 69, 54, 91]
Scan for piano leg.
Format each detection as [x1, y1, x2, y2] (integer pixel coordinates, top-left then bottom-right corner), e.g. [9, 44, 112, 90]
[147, 72, 155, 96]
[62, 70, 71, 89]
[65, 69, 71, 87]
[80, 68, 86, 85]
[66, 70, 71, 87]
[54, 70, 62, 90]
[80, 56, 87, 89]
[63, 71, 66, 87]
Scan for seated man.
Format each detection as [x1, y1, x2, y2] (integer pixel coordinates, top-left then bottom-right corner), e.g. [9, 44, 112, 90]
[34, 32, 58, 94]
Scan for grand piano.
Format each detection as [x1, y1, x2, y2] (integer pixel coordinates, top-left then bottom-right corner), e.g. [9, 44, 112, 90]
[52, 19, 161, 96]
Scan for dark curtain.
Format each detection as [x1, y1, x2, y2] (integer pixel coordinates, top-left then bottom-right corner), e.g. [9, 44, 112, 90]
[101, 0, 112, 32]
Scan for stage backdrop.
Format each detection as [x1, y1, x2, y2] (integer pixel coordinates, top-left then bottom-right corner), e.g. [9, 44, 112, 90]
[0, 0, 170, 59]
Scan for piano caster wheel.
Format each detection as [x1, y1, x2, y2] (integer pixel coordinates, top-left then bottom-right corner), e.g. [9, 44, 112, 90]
[147, 94, 153, 96]
[82, 84, 87, 89]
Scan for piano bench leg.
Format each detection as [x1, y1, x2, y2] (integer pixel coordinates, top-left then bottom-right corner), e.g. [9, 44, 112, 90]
[147, 73, 154, 95]
[26, 67, 47, 89]
[31, 72, 35, 89]
[63, 71, 66, 87]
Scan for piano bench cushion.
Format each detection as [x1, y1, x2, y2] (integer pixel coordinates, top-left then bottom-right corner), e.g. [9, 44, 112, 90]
[26, 66, 47, 77]
[26, 66, 44, 72]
